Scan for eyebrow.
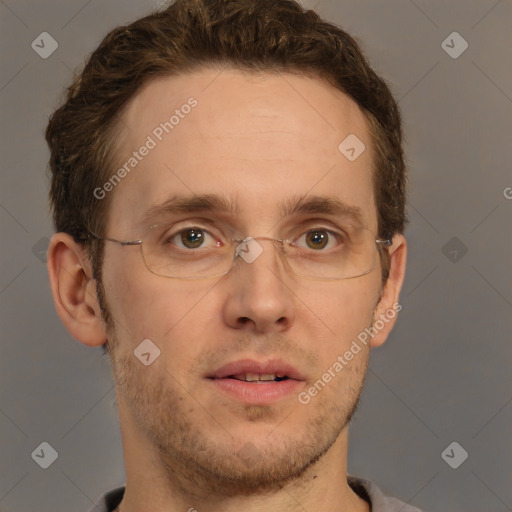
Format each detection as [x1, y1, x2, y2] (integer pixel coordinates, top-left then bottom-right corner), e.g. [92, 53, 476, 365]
[141, 193, 365, 227]
[141, 194, 240, 225]
[281, 194, 365, 226]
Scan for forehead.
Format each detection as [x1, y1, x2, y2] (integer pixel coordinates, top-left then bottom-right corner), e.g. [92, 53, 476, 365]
[107, 68, 377, 234]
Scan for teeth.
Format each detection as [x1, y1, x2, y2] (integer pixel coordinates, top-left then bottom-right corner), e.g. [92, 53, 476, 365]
[232, 373, 277, 382]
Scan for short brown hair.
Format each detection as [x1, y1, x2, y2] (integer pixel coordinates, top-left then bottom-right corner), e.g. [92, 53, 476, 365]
[46, 0, 407, 352]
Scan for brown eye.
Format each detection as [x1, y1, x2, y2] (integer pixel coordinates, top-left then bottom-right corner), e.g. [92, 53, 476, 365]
[305, 230, 329, 250]
[179, 228, 205, 248]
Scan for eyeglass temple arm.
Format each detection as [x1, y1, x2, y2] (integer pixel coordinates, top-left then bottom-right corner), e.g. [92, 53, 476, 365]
[78, 232, 142, 247]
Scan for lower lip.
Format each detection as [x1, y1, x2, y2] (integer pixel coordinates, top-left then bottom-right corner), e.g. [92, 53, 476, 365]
[209, 378, 304, 404]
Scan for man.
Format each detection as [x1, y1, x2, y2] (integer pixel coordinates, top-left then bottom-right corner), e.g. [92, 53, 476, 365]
[45, 0, 419, 510]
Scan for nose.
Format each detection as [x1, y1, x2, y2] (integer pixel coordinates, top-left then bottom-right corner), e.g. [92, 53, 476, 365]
[221, 237, 296, 334]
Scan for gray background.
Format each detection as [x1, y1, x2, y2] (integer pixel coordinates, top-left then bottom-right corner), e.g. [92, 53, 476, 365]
[1, 0, 511, 510]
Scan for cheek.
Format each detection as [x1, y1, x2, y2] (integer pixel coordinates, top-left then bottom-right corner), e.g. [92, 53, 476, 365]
[101, 259, 219, 348]
[296, 276, 380, 350]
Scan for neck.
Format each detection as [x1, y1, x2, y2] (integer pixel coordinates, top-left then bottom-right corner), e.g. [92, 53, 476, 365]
[115, 402, 369, 512]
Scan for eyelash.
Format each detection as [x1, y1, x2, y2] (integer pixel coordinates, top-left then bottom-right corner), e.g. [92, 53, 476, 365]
[163, 224, 348, 250]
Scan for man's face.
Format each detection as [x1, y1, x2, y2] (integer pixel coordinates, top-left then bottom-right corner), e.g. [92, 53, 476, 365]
[100, 69, 385, 493]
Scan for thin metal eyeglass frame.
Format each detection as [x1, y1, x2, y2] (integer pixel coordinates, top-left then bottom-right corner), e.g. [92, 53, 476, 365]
[83, 230, 393, 280]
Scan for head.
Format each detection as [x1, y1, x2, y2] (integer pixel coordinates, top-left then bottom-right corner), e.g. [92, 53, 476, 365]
[46, 0, 407, 497]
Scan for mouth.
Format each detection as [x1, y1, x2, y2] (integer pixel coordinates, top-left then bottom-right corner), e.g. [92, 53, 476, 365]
[207, 358, 304, 381]
[224, 373, 290, 382]
[206, 359, 305, 404]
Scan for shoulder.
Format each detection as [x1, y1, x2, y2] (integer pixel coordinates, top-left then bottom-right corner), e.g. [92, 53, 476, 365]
[348, 476, 424, 512]
[87, 485, 125, 512]
[90, 480, 423, 512]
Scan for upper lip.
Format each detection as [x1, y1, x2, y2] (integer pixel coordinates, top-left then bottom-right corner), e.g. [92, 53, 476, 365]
[207, 358, 305, 380]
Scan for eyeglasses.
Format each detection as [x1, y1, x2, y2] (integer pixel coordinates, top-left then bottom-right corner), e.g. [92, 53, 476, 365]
[84, 222, 391, 280]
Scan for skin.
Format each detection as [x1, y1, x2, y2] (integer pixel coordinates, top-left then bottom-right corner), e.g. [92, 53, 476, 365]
[47, 68, 406, 512]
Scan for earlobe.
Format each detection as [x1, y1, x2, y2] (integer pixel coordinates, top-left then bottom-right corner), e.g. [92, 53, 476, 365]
[370, 234, 407, 348]
[47, 233, 107, 347]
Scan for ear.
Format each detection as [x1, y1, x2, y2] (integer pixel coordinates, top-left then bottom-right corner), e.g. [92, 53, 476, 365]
[370, 234, 407, 348]
[47, 233, 107, 347]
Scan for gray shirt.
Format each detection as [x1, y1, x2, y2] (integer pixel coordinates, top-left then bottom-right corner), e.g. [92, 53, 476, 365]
[87, 477, 423, 511]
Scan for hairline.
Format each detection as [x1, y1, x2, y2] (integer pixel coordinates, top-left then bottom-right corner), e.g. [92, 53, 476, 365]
[99, 62, 382, 233]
